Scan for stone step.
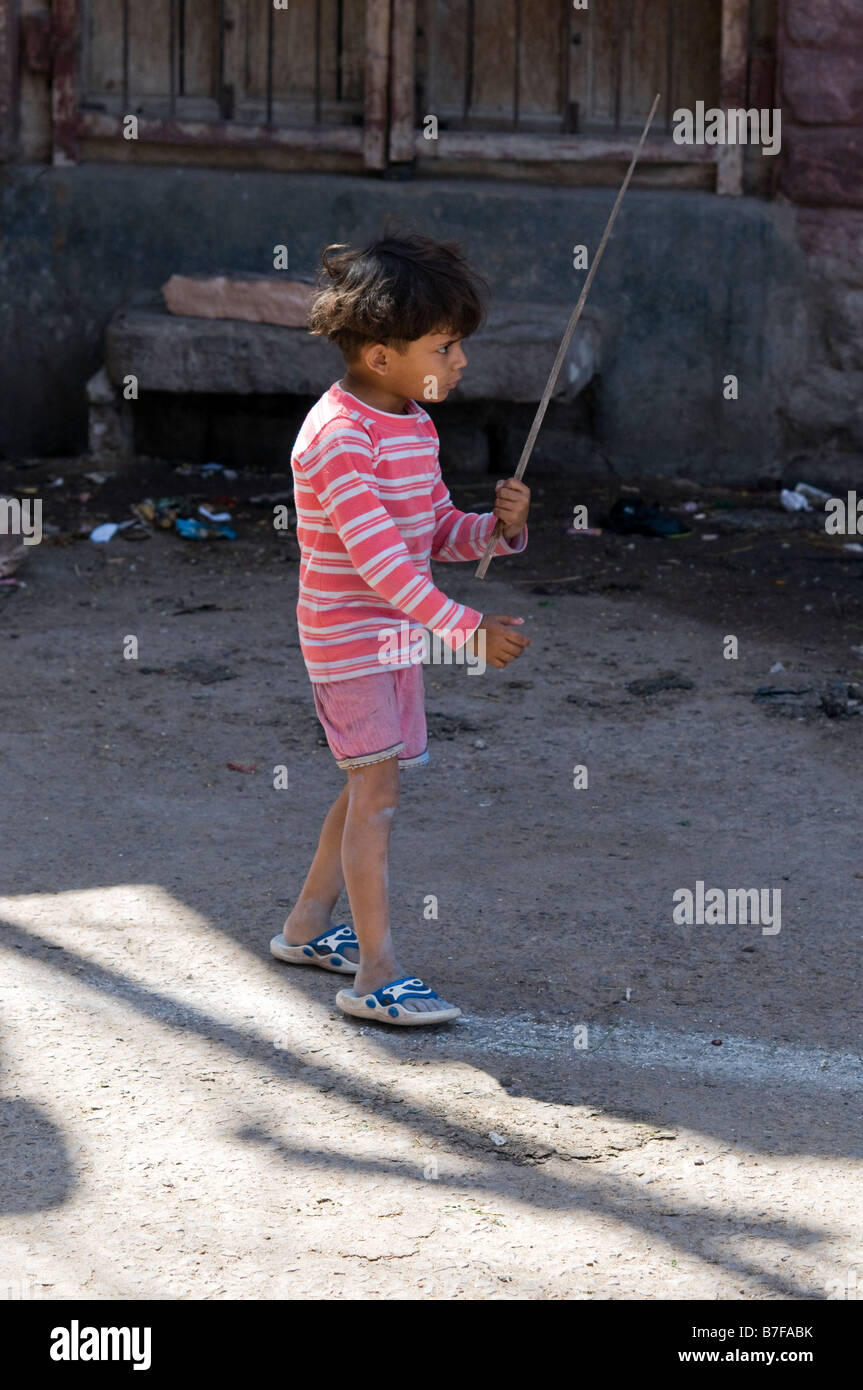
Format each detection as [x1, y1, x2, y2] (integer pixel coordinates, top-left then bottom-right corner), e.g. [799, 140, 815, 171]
[104, 300, 605, 403]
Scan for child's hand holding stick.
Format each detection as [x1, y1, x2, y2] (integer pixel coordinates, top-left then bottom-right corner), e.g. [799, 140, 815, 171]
[493, 476, 530, 538]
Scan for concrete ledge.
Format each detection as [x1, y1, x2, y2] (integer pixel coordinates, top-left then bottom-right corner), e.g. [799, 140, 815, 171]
[104, 301, 604, 403]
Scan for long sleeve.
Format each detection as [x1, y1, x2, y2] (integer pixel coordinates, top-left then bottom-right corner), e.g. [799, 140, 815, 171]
[430, 461, 528, 563]
[298, 418, 482, 649]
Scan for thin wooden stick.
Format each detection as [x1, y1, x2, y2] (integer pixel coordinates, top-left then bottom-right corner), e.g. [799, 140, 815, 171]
[475, 92, 661, 579]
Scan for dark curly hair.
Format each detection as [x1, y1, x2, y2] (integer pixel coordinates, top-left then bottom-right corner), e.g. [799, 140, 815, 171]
[308, 231, 487, 359]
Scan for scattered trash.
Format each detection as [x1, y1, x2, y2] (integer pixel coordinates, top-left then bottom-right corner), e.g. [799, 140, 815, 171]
[794, 481, 832, 503]
[0, 577, 25, 595]
[488, 1131, 507, 1146]
[133, 497, 235, 538]
[711, 1039, 723, 1047]
[89, 518, 148, 543]
[843, 542, 863, 554]
[694, 512, 707, 520]
[176, 517, 236, 540]
[48, 476, 64, 488]
[626, 670, 695, 697]
[473, 738, 487, 749]
[769, 662, 786, 673]
[780, 488, 810, 512]
[132, 498, 180, 529]
[198, 504, 234, 524]
[89, 521, 133, 543]
[681, 500, 699, 513]
[226, 762, 257, 773]
[701, 533, 718, 541]
[84, 470, 115, 485]
[607, 496, 692, 538]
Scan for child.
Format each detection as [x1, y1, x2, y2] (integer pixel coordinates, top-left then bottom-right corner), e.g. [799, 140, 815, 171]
[270, 233, 531, 1026]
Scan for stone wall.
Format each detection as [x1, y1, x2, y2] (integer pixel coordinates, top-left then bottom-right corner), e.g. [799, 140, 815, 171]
[775, 0, 863, 479]
[0, 165, 803, 483]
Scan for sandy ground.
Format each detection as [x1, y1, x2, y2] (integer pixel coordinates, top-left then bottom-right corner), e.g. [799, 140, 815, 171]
[1, 461, 862, 1301]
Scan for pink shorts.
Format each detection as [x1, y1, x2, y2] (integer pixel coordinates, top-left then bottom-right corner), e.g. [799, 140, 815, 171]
[312, 663, 430, 771]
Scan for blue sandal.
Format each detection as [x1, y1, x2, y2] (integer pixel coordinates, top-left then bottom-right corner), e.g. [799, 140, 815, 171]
[336, 975, 461, 1026]
[270, 924, 358, 974]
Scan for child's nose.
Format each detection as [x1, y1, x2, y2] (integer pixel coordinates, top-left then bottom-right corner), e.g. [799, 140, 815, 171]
[453, 344, 468, 369]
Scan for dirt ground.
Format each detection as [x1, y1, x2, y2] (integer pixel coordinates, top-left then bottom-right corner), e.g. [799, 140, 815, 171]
[1, 456, 862, 1301]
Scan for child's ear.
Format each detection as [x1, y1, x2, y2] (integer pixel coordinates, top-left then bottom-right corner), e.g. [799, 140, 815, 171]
[363, 343, 390, 377]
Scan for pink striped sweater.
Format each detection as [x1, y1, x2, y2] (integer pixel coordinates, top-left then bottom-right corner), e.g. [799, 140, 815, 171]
[291, 381, 528, 682]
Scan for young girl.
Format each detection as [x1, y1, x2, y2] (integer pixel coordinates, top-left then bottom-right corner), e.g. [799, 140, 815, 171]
[270, 233, 530, 1025]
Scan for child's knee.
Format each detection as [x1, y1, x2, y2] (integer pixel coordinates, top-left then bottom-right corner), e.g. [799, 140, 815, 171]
[347, 757, 400, 814]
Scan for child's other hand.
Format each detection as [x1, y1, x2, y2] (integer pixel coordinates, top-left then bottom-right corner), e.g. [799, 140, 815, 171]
[493, 478, 530, 538]
[468, 614, 531, 669]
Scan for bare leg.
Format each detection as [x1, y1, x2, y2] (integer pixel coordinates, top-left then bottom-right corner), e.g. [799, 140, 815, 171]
[341, 758, 401, 988]
[282, 781, 357, 960]
[342, 757, 454, 1014]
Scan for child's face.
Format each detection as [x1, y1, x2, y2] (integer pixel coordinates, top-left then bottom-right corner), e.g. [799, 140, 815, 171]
[361, 330, 468, 402]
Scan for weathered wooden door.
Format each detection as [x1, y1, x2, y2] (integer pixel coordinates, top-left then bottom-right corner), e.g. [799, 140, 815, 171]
[391, 0, 751, 192]
[51, 0, 379, 164]
[45, 0, 752, 192]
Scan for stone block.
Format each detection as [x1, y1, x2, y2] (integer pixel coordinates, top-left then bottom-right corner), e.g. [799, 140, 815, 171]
[785, 0, 863, 50]
[783, 49, 863, 125]
[795, 207, 863, 273]
[778, 363, 863, 448]
[162, 274, 316, 327]
[104, 301, 603, 403]
[106, 312, 343, 395]
[780, 129, 863, 206]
